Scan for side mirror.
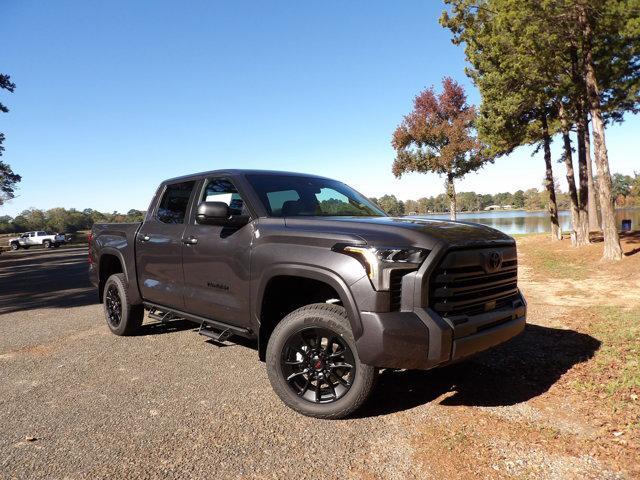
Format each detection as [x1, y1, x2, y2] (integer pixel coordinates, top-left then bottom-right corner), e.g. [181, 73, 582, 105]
[196, 201, 230, 225]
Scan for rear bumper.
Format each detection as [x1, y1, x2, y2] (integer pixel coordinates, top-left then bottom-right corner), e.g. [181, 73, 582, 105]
[355, 293, 526, 370]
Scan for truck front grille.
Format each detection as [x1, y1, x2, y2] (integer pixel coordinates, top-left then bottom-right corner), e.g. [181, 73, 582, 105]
[429, 246, 519, 318]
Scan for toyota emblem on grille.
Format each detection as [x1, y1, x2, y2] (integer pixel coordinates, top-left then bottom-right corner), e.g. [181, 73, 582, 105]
[485, 251, 503, 272]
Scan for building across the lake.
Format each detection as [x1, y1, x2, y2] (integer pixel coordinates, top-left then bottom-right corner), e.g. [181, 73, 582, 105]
[484, 204, 513, 211]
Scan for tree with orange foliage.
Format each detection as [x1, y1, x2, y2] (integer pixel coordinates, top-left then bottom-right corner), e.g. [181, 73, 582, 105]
[391, 77, 490, 220]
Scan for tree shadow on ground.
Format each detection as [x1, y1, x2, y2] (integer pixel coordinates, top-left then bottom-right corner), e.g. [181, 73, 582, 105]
[355, 323, 600, 418]
[590, 230, 640, 257]
[0, 247, 95, 314]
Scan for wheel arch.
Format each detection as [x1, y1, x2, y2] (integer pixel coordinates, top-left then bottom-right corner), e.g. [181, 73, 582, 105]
[254, 265, 362, 361]
[97, 248, 130, 303]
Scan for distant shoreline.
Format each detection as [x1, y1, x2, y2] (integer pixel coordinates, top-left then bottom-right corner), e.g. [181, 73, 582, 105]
[405, 207, 640, 216]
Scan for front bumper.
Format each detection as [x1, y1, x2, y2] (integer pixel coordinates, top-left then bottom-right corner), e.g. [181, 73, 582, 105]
[355, 293, 526, 370]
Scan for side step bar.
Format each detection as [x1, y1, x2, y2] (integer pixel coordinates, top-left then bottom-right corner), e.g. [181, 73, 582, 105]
[198, 322, 233, 343]
[143, 302, 252, 338]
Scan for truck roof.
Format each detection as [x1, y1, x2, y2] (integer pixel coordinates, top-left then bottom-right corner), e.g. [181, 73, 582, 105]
[161, 169, 334, 185]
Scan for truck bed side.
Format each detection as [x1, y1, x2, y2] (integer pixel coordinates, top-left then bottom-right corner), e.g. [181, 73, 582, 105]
[89, 222, 143, 304]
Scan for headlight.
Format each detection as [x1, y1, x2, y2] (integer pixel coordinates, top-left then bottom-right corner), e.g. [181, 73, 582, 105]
[333, 244, 430, 291]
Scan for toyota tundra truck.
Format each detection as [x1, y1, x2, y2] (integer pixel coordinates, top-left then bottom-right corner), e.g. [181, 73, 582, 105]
[89, 170, 526, 419]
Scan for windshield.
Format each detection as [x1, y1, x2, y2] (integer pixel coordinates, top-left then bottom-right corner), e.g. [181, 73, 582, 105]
[246, 174, 386, 217]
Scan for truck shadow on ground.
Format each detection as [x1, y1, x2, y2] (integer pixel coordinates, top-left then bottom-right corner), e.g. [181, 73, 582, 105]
[356, 324, 601, 418]
[135, 319, 197, 336]
[0, 247, 95, 314]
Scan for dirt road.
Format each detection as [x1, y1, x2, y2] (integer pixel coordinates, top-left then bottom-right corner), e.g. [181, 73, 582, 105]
[0, 240, 637, 479]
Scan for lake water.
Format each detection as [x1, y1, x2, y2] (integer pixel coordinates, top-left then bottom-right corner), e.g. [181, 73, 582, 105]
[408, 208, 640, 235]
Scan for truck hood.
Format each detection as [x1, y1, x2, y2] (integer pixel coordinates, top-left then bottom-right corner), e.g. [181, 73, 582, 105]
[283, 216, 514, 249]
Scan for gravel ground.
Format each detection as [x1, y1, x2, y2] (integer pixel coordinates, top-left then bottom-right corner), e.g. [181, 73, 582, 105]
[0, 246, 630, 479]
[0, 247, 424, 479]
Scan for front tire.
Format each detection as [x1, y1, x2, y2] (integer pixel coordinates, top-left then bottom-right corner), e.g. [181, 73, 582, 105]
[103, 273, 144, 336]
[10, 242, 19, 251]
[266, 303, 376, 419]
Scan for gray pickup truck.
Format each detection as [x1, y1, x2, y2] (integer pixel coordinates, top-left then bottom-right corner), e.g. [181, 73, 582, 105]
[89, 169, 526, 418]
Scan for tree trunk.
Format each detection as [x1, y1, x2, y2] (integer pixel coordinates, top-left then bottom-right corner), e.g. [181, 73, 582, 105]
[541, 113, 562, 241]
[575, 109, 591, 245]
[559, 104, 581, 246]
[446, 174, 457, 221]
[584, 117, 601, 231]
[580, 4, 623, 260]
[570, 45, 590, 246]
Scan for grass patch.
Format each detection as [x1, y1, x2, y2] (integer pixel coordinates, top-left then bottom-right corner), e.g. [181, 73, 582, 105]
[572, 306, 640, 433]
[524, 246, 589, 280]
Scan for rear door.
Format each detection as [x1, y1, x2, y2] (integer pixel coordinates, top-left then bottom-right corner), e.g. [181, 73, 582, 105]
[181, 177, 254, 327]
[136, 180, 197, 310]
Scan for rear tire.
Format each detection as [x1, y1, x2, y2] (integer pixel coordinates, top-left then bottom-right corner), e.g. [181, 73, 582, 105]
[266, 303, 376, 419]
[43, 240, 51, 248]
[103, 273, 144, 336]
[53, 243, 60, 248]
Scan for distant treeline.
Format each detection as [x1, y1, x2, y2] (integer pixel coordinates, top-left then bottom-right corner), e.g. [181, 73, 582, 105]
[0, 208, 145, 234]
[1, 172, 638, 232]
[370, 173, 640, 216]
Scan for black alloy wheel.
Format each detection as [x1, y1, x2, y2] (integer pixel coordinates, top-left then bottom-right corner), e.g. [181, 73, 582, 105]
[105, 284, 122, 328]
[281, 327, 356, 404]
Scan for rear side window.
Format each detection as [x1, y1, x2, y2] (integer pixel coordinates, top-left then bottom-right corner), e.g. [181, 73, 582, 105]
[37, 231, 46, 236]
[157, 181, 196, 224]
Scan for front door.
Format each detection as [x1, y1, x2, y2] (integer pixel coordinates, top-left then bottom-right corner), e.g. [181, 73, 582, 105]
[181, 177, 254, 327]
[136, 180, 197, 310]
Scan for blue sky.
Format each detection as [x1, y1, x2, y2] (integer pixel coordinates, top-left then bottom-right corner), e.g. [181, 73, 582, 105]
[2, 0, 638, 216]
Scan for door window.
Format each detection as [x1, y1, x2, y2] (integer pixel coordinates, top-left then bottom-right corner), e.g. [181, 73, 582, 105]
[201, 178, 248, 216]
[266, 190, 301, 216]
[157, 181, 196, 224]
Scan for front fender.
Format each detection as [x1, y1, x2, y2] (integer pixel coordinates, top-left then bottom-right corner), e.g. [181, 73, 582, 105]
[253, 263, 364, 339]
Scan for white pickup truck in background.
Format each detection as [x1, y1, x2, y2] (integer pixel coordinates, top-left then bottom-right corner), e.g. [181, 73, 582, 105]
[8, 231, 67, 250]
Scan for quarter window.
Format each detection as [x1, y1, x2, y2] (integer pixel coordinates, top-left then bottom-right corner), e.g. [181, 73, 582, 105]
[157, 181, 196, 224]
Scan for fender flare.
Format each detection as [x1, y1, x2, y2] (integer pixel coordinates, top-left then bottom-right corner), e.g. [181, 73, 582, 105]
[254, 263, 363, 339]
[97, 247, 141, 304]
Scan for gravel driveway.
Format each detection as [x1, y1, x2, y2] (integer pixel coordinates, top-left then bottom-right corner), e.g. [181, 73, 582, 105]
[0, 247, 427, 479]
[0, 246, 628, 479]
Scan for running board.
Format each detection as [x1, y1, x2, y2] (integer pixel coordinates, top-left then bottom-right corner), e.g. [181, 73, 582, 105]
[143, 302, 252, 337]
[198, 322, 233, 343]
[148, 308, 175, 324]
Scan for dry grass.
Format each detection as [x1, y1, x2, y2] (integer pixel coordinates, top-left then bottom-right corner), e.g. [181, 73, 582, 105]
[410, 231, 640, 478]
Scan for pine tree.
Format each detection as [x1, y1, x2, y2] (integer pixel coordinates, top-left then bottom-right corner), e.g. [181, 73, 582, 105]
[0, 74, 21, 206]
